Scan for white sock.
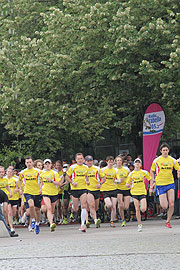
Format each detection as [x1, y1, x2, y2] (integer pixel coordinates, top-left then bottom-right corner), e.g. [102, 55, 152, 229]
[94, 219, 97, 224]
[81, 208, 86, 226]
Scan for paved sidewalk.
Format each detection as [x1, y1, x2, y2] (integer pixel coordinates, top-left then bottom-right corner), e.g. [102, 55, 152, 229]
[0, 219, 180, 270]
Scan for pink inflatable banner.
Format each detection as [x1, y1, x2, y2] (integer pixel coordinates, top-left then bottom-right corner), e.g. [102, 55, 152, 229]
[143, 103, 165, 188]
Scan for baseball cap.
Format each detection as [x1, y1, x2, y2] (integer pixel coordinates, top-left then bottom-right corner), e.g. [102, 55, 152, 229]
[134, 158, 142, 163]
[43, 159, 52, 164]
[85, 155, 93, 161]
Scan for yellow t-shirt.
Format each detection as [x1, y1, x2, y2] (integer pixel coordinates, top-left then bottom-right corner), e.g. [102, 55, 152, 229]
[66, 164, 88, 190]
[127, 169, 151, 195]
[6, 177, 20, 200]
[19, 168, 41, 195]
[100, 167, 118, 192]
[40, 170, 60, 196]
[151, 155, 180, 186]
[116, 166, 130, 190]
[0, 177, 8, 193]
[87, 165, 105, 191]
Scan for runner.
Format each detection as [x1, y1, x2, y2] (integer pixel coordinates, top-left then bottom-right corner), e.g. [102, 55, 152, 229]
[6, 167, 20, 234]
[40, 159, 63, 232]
[115, 155, 130, 227]
[100, 156, 118, 227]
[85, 155, 105, 228]
[66, 153, 88, 232]
[126, 158, 152, 232]
[19, 157, 41, 234]
[150, 143, 180, 228]
[0, 166, 12, 224]
[54, 160, 64, 224]
[34, 159, 43, 170]
[61, 163, 71, 225]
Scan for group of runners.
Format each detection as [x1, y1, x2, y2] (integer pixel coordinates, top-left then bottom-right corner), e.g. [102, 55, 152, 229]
[0, 142, 180, 237]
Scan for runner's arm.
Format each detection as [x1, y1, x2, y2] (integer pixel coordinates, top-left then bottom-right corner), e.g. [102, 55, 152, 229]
[96, 176, 106, 189]
[65, 174, 78, 187]
[6, 185, 12, 198]
[150, 169, 155, 182]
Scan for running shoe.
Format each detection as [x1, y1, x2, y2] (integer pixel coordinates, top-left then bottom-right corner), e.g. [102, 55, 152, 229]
[28, 225, 33, 232]
[95, 218, 101, 228]
[50, 223, 56, 232]
[31, 220, 35, 230]
[165, 222, 172, 228]
[110, 221, 115, 228]
[86, 221, 90, 228]
[70, 213, 74, 220]
[35, 224, 40, 234]
[79, 224, 86, 232]
[121, 220, 126, 227]
[11, 228, 15, 234]
[138, 224, 142, 232]
[10, 232, 18, 237]
[58, 219, 63, 225]
[63, 217, 68, 225]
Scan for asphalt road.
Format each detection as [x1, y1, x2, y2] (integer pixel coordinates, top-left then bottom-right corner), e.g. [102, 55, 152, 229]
[0, 219, 180, 270]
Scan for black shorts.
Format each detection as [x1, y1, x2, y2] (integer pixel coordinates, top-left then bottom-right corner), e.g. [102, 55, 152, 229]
[64, 190, 70, 200]
[102, 190, 117, 199]
[24, 193, 41, 208]
[71, 189, 87, 199]
[0, 190, 9, 204]
[9, 200, 20, 207]
[43, 195, 58, 204]
[132, 194, 146, 201]
[87, 190, 100, 200]
[19, 198, 22, 206]
[58, 194, 63, 200]
[117, 189, 131, 197]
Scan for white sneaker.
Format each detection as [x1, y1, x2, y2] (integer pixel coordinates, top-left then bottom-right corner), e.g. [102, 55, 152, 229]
[138, 224, 142, 232]
[28, 225, 33, 232]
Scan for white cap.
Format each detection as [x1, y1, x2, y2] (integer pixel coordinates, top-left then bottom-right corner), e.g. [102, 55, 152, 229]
[43, 159, 52, 164]
[134, 158, 142, 163]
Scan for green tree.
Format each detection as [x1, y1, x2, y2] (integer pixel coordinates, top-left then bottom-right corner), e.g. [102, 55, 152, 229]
[0, 0, 179, 159]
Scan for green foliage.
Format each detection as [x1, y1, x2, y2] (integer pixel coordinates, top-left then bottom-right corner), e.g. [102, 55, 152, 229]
[0, 143, 26, 168]
[0, 0, 179, 158]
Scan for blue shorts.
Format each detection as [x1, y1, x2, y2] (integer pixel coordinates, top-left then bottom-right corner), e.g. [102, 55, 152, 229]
[156, 183, 175, 196]
[24, 194, 41, 208]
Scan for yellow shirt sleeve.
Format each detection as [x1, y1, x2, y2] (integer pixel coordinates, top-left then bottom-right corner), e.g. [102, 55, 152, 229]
[151, 161, 156, 172]
[146, 171, 152, 181]
[126, 176, 131, 185]
[66, 166, 73, 177]
[174, 161, 180, 171]
[55, 172, 61, 182]
[99, 169, 105, 179]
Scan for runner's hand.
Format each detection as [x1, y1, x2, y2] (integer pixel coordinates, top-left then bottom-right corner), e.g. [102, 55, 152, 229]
[72, 182, 78, 187]
[96, 183, 101, 189]
[149, 187, 153, 196]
